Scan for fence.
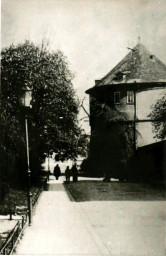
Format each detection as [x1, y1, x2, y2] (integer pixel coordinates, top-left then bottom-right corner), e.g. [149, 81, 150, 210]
[0, 182, 5, 203]
[0, 211, 28, 255]
[0, 180, 46, 255]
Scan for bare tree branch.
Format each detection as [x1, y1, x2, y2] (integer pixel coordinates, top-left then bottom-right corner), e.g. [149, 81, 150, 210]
[80, 97, 90, 117]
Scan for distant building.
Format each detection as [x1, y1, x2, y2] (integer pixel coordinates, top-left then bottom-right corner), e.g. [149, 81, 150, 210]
[85, 43, 166, 180]
[130, 140, 166, 183]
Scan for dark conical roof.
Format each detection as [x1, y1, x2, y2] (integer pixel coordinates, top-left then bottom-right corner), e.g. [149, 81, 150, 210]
[97, 43, 166, 86]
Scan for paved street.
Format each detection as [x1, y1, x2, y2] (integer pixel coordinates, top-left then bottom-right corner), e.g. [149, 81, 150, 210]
[79, 201, 165, 256]
[15, 176, 108, 255]
[15, 176, 165, 256]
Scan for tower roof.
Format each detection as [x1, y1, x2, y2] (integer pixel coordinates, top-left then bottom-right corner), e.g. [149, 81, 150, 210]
[96, 43, 166, 86]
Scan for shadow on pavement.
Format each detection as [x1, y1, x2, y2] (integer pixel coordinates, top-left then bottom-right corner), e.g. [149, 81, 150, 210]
[45, 183, 65, 191]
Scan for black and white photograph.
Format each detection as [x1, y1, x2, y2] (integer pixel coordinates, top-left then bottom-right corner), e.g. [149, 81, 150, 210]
[0, 0, 166, 255]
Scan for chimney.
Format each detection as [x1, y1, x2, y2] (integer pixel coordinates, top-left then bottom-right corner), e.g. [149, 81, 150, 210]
[95, 80, 100, 86]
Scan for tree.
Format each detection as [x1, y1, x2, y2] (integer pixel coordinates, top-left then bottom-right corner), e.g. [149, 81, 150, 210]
[1, 40, 86, 186]
[80, 98, 134, 179]
[148, 93, 166, 140]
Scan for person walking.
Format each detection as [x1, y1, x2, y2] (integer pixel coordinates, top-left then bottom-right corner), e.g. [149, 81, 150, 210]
[54, 164, 61, 180]
[71, 164, 78, 182]
[65, 166, 71, 182]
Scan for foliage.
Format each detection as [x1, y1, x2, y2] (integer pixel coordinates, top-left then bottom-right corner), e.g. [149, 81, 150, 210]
[148, 93, 166, 140]
[82, 98, 134, 178]
[0, 40, 86, 187]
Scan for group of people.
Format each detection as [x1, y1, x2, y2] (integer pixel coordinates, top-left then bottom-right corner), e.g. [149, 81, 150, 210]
[53, 163, 78, 182]
[65, 164, 78, 182]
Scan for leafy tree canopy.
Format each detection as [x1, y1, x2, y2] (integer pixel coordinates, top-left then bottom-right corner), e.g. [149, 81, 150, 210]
[148, 93, 166, 140]
[1, 40, 87, 168]
[82, 97, 135, 178]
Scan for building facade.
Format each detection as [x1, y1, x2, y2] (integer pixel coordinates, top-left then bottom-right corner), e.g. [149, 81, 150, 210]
[86, 43, 166, 180]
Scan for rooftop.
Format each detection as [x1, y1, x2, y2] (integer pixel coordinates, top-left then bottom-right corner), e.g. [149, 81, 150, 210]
[95, 43, 166, 87]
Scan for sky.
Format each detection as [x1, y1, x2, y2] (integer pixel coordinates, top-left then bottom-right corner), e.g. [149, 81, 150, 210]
[1, 0, 166, 133]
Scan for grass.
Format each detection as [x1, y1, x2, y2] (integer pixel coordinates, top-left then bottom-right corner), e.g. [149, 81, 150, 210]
[66, 180, 166, 201]
[0, 180, 45, 249]
[0, 186, 41, 216]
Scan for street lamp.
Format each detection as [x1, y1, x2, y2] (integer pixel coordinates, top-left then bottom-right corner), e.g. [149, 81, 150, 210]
[47, 151, 50, 182]
[20, 86, 33, 225]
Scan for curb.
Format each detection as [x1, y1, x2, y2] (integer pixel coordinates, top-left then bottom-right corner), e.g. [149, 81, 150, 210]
[63, 182, 76, 202]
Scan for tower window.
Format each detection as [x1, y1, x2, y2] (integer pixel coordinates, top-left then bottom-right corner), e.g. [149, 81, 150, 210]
[127, 91, 134, 103]
[114, 92, 120, 104]
[113, 72, 123, 81]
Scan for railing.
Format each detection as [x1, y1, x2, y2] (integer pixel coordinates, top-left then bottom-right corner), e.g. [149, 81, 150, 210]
[0, 212, 28, 255]
[32, 186, 43, 208]
[0, 178, 47, 255]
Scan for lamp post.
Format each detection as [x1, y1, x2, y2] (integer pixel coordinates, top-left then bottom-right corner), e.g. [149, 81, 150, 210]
[47, 151, 50, 182]
[20, 86, 33, 225]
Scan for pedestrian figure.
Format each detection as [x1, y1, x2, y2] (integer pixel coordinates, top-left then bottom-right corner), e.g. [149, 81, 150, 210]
[71, 164, 78, 182]
[103, 171, 111, 182]
[54, 164, 61, 180]
[65, 166, 71, 182]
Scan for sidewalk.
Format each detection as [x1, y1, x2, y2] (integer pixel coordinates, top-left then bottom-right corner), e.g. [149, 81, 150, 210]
[15, 176, 109, 255]
[14, 176, 165, 256]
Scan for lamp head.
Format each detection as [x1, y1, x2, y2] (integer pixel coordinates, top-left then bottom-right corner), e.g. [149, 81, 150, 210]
[20, 86, 32, 108]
